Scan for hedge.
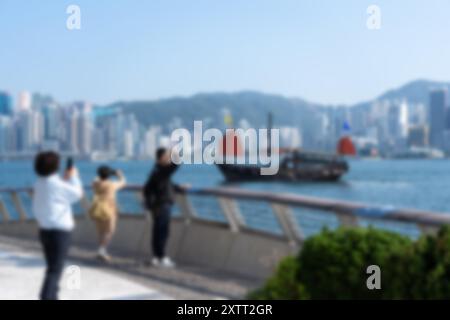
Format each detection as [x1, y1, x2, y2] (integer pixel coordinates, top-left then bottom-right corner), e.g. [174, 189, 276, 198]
[250, 225, 450, 299]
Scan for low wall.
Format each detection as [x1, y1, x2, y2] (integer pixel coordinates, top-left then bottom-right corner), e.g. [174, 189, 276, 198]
[0, 214, 298, 280]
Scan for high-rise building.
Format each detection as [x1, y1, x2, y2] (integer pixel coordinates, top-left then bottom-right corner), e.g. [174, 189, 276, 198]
[123, 130, 134, 158]
[409, 103, 427, 126]
[42, 104, 60, 140]
[17, 91, 32, 112]
[78, 110, 92, 156]
[16, 110, 43, 151]
[0, 92, 13, 116]
[69, 110, 80, 153]
[279, 127, 302, 149]
[429, 89, 447, 149]
[408, 125, 429, 147]
[387, 101, 409, 143]
[144, 126, 161, 158]
[0, 116, 12, 154]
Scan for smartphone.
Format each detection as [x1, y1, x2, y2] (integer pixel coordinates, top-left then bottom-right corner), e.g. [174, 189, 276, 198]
[66, 157, 74, 171]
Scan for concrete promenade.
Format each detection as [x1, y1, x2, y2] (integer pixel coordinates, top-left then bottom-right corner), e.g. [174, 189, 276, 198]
[0, 236, 256, 300]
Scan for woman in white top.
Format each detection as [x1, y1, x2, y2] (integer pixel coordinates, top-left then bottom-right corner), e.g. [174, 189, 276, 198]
[32, 152, 83, 300]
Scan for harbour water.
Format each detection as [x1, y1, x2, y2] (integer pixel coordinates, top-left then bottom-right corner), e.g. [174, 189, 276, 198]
[1, 159, 450, 213]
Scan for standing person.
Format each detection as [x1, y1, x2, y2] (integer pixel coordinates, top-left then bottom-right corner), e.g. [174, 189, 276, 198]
[143, 148, 181, 268]
[32, 152, 83, 300]
[89, 166, 126, 262]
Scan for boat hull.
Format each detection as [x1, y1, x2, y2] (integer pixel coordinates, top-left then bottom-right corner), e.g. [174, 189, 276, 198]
[216, 162, 348, 182]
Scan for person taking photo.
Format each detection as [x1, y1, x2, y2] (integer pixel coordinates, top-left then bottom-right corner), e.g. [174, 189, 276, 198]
[32, 152, 83, 300]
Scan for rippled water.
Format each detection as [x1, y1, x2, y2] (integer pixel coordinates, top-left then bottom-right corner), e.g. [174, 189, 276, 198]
[1, 159, 449, 236]
[1, 159, 450, 212]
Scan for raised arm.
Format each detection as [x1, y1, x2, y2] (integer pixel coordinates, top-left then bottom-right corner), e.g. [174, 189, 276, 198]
[113, 170, 127, 190]
[61, 169, 83, 204]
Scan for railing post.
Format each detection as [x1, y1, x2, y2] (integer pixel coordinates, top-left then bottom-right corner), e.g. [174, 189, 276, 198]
[217, 197, 245, 232]
[11, 191, 27, 221]
[271, 203, 303, 244]
[175, 193, 197, 223]
[80, 196, 91, 218]
[0, 198, 10, 222]
[336, 211, 359, 227]
[419, 224, 438, 236]
[134, 192, 146, 215]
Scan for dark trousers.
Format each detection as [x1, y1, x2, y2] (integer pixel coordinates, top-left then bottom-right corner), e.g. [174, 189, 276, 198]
[151, 204, 172, 259]
[39, 229, 71, 300]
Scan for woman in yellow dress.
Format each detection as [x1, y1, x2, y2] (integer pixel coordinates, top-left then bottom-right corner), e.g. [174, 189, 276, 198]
[90, 166, 126, 262]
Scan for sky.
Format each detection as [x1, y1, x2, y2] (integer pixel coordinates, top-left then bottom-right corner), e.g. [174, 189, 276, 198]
[1, 0, 450, 106]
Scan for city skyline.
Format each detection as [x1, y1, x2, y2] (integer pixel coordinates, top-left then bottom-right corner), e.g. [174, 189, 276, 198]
[2, 1, 450, 105]
[0, 81, 449, 160]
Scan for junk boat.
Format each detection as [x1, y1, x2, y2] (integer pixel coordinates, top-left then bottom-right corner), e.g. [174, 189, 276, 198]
[216, 149, 349, 182]
[215, 114, 353, 182]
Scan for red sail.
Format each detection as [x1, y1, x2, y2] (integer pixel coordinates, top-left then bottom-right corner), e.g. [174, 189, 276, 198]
[337, 136, 356, 156]
[218, 131, 244, 156]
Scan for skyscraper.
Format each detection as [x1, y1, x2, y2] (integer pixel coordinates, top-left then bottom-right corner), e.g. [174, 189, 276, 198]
[0, 92, 13, 116]
[123, 130, 134, 158]
[69, 110, 80, 153]
[408, 125, 429, 147]
[16, 110, 43, 151]
[42, 104, 60, 140]
[78, 110, 92, 156]
[17, 91, 32, 112]
[387, 101, 409, 142]
[429, 89, 447, 149]
[144, 126, 161, 158]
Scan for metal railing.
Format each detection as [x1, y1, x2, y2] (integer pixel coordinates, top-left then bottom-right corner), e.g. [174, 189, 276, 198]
[1, 185, 449, 242]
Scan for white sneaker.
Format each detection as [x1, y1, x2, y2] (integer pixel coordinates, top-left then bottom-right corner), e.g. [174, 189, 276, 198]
[97, 253, 112, 263]
[96, 248, 112, 263]
[160, 257, 175, 268]
[151, 257, 160, 267]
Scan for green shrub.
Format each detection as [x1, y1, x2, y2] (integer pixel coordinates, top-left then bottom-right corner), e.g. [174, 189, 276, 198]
[297, 227, 411, 299]
[248, 256, 308, 300]
[394, 225, 450, 299]
[249, 226, 450, 299]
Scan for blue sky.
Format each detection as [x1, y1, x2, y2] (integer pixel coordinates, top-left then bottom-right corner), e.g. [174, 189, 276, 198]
[1, 0, 450, 105]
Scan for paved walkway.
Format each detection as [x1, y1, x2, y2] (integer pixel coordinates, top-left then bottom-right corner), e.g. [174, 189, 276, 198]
[0, 242, 171, 300]
[0, 236, 258, 300]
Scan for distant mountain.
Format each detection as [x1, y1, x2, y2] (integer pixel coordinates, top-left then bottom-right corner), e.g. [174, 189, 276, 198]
[378, 79, 449, 104]
[100, 79, 450, 147]
[105, 91, 328, 135]
[352, 79, 450, 110]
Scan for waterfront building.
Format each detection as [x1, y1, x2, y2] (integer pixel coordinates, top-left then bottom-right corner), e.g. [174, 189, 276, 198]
[0, 91, 13, 116]
[42, 104, 60, 140]
[429, 89, 447, 149]
[279, 127, 302, 149]
[78, 110, 93, 156]
[69, 110, 80, 153]
[16, 91, 32, 112]
[0, 116, 12, 153]
[407, 125, 429, 147]
[123, 130, 134, 158]
[387, 101, 409, 140]
[144, 126, 161, 158]
[16, 110, 43, 151]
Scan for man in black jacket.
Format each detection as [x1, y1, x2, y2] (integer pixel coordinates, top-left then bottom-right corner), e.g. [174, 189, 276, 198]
[143, 147, 181, 268]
